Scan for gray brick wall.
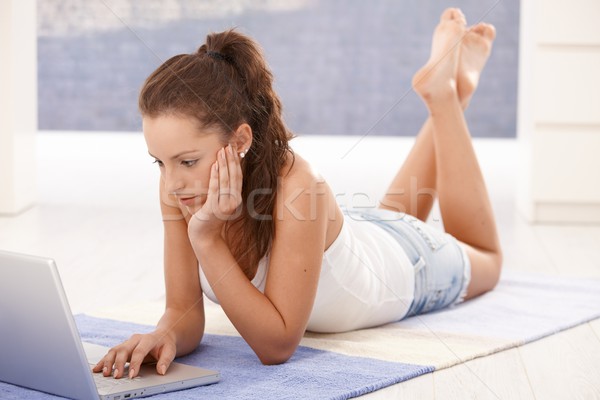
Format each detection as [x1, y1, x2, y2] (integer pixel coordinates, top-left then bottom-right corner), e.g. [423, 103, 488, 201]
[38, 0, 519, 137]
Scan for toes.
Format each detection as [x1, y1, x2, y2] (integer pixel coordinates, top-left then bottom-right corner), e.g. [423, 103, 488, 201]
[441, 8, 467, 25]
[482, 23, 496, 40]
[469, 23, 496, 41]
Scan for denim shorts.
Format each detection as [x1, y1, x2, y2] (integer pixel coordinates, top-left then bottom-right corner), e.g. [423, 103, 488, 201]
[342, 207, 471, 318]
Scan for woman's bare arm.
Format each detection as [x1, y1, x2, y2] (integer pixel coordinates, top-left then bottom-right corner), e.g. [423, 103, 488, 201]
[154, 179, 205, 355]
[94, 180, 205, 379]
[189, 170, 331, 364]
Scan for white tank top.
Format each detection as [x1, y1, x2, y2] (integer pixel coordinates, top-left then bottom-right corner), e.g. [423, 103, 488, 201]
[199, 213, 415, 333]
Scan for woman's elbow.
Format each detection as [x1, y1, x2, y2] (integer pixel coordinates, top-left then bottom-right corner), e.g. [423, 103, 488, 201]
[256, 342, 297, 365]
[258, 350, 293, 366]
[251, 326, 304, 365]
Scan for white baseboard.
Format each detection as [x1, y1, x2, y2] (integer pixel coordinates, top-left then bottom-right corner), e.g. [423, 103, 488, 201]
[529, 202, 600, 224]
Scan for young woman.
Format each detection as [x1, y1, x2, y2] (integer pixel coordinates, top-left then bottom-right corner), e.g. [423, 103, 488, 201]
[94, 8, 502, 379]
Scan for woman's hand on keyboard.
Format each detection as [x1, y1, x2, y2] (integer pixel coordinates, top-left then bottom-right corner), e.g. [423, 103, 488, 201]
[92, 329, 177, 379]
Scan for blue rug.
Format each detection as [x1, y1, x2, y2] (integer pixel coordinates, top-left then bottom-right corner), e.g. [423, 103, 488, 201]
[3, 270, 600, 399]
[0, 315, 432, 399]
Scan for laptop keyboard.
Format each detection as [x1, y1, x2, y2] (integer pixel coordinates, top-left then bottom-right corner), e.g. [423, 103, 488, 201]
[93, 366, 141, 391]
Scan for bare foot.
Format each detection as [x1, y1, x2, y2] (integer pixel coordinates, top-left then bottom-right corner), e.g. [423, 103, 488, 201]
[457, 23, 496, 109]
[412, 8, 467, 107]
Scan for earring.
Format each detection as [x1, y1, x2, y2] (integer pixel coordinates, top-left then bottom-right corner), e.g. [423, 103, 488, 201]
[239, 149, 247, 158]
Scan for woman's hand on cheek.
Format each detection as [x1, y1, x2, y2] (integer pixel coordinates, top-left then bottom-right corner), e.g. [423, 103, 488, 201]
[187, 144, 243, 243]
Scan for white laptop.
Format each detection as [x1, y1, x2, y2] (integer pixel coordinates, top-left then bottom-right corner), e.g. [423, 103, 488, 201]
[0, 250, 220, 400]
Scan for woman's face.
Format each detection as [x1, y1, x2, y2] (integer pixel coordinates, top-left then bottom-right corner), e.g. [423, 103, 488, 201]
[143, 114, 226, 213]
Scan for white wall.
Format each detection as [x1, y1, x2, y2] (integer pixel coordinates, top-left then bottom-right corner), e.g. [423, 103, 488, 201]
[0, 0, 37, 214]
[518, 0, 600, 223]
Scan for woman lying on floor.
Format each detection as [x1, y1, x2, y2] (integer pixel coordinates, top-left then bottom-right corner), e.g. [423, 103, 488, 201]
[94, 8, 502, 378]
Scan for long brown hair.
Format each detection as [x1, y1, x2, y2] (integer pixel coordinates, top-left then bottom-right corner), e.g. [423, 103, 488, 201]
[139, 29, 295, 278]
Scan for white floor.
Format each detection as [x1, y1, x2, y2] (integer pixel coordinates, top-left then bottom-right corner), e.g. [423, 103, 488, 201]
[1, 132, 600, 399]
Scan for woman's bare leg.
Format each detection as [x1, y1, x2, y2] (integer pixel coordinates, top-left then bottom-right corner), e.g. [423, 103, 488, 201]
[412, 8, 502, 299]
[379, 119, 437, 221]
[380, 15, 495, 223]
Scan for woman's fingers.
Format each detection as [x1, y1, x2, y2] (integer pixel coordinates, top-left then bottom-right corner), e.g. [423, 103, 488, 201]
[218, 147, 230, 196]
[97, 348, 117, 377]
[227, 144, 240, 196]
[222, 145, 242, 211]
[90, 332, 178, 380]
[91, 334, 144, 378]
[128, 334, 159, 379]
[92, 348, 120, 378]
[195, 145, 243, 223]
[215, 145, 243, 215]
[113, 348, 129, 379]
[234, 147, 243, 194]
[197, 160, 219, 221]
[92, 359, 106, 374]
[155, 342, 177, 376]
